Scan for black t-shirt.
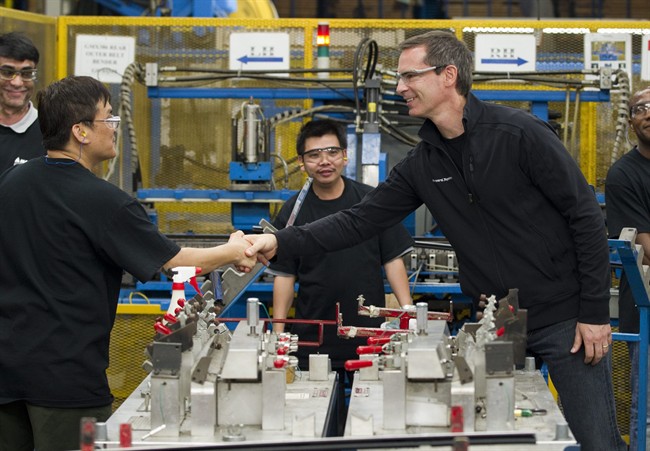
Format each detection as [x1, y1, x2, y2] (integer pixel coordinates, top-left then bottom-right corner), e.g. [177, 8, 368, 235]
[270, 177, 413, 369]
[0, 157, 180, 407]
[605, 147, 650, 333]
[441, 133, 466, 178]
[0, 119, 45, 173]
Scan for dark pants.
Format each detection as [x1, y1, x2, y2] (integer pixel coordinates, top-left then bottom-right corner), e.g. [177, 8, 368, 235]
[527, 318, 626, 451]
[627, 341, 650, 451]
[0, 401, 112, 451]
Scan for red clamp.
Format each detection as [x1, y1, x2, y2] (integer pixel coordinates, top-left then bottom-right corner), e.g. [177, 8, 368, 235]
[154, 322, 171, 335]
[344, 359, 374, 371]
[356, 345, 384, 355]
[367, 337, 391, 345]
[163, 313, 177, 324]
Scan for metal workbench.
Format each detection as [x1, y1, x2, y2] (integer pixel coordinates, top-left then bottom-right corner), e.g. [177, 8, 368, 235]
[98, 370, 338, 447]
[344, 368, 576, 450]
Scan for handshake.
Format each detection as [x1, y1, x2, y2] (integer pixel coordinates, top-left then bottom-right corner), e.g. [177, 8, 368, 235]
[227, 231, 279, 273]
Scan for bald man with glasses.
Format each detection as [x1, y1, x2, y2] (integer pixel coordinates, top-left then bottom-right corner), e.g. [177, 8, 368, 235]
[606, 86, 650, 451]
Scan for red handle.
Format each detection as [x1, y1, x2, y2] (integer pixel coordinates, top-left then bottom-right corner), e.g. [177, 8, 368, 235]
[345, 360, 374, 371]
[154, 322, 171, 335]
[163, 313, 177, 324]
[356, 345, 384, 355]
[367, 337, 391, 345]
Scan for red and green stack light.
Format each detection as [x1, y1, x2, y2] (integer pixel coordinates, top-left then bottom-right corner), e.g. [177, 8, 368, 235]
[317, 22, 330, 79]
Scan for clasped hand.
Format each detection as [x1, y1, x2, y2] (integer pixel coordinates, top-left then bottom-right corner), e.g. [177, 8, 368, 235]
[227, 231, 258, 272]
[228, 232, 279, 273]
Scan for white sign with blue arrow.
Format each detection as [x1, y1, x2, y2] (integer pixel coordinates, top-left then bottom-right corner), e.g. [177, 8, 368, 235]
[475, 34, 536, 73]
[229, 32, 290, 73]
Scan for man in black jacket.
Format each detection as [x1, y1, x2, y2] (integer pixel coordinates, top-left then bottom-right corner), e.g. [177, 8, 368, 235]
[244, 30, 624, 450]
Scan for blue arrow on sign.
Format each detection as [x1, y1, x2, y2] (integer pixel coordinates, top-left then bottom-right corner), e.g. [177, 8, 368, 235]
[238, 55, 284, 64]
[480, 57, 528, 66]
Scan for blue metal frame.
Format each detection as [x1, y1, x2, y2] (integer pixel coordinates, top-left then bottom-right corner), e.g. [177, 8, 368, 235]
[609, 238, 649, 451]
[92, 0, 236, 17]
[231, 202, 273, 231]
[146, 86, 609, 126]
[229, 161, 273, 182]
[137, 188, 295, 201]
[147, 87, 610, 104]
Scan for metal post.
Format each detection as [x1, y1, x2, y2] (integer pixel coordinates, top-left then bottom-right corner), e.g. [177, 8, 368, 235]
[611, 235, 650, 451]
[639, 306, 648, 451]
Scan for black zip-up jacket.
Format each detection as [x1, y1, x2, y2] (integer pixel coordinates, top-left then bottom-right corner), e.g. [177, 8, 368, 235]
[275, 93, 611, 330]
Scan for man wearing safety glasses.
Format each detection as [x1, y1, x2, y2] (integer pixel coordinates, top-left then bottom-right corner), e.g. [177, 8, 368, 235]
[268, 119, 413, 434]
[0, 32, 43, 172]
[245, 30, 625, 450]
[606, 86, 650, 451]
[0, 76, 258, 450]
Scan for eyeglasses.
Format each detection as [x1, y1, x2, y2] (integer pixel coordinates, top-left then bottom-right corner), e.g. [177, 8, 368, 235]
[0, 66, 37, 81]
[301, 146, 344, 163]
[87, 115, 121, 130]
[630, 102, 650, 118]
[395, 65, 446, 85]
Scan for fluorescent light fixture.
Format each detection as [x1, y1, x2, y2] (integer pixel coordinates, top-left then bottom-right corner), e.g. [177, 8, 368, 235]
[542, 27, 590, 34]
[596, 28, 650, 35]
[462, 27, 535, 33]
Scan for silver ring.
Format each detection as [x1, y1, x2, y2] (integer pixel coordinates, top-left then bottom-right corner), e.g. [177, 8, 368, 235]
[602, 344, 609, 349]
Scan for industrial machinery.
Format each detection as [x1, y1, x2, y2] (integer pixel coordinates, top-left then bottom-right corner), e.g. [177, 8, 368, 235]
[127, 33, 627, 241]
[98, 289, 338, 446]
[99, 271, 577, 449]
[341, 293, 576, 449]
[230, 99, 271, 191]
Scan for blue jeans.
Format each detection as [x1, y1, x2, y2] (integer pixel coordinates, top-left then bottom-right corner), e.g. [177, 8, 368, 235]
[527, 318, 626, 451]
[628, 341, 650, 451]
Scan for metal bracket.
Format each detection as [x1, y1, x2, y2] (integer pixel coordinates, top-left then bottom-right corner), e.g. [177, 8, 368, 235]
[191, 356, 212, 384]
[151, 342, 182, 375]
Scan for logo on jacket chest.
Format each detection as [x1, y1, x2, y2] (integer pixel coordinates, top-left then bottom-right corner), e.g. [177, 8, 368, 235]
[432, 176, 453, 183]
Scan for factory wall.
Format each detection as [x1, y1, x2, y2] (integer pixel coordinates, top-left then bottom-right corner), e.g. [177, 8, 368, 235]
[271, 0, 650, 20]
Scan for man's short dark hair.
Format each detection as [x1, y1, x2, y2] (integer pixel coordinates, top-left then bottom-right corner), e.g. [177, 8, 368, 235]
[0, 32, 39, 65]
[296, 119, 347, 155]
[399, 30, 473, 97]
[37, 76, 111, 150]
